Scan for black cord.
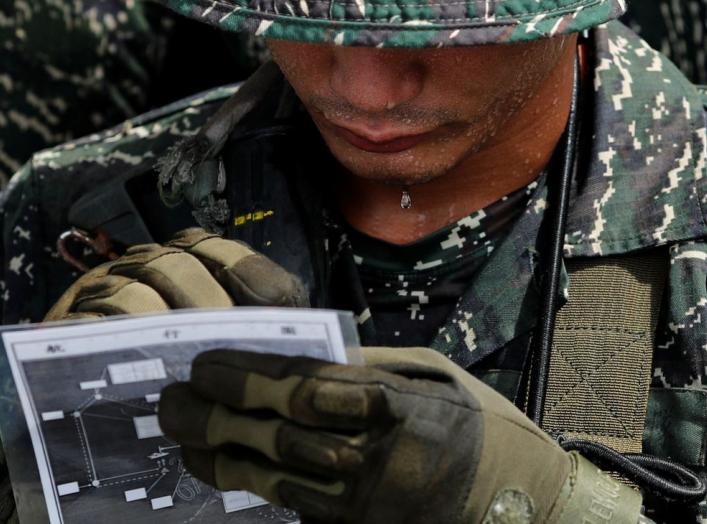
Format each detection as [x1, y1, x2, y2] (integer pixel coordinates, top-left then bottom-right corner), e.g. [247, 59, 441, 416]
[560, 439, 706, 504]
[525, 54, 582, 426]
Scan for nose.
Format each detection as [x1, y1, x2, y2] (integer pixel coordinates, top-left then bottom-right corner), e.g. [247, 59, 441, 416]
[329, 47, 424, 112]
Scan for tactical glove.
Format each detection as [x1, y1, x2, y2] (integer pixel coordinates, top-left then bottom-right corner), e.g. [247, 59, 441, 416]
[45, 228, 308, 320]
[159, 346, 643, 524]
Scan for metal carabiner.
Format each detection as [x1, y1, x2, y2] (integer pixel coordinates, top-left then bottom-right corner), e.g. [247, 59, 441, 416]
[56, 228, 119, 273]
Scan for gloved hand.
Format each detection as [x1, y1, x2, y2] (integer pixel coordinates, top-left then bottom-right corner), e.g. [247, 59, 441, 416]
[45, 228, 308, 320]
[159, 346, 644, 524]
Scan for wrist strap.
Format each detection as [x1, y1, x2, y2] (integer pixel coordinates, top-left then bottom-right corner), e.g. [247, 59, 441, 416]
[551, 452, 642, 524]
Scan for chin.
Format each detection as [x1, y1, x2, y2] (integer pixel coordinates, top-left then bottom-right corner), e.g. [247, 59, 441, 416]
[331, 146, 462, 186]
[340, 159, 450, 186]
[356, 170, 443, 186]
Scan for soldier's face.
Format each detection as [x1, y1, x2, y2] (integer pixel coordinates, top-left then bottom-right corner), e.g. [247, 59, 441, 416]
[269, 36, 575, 185]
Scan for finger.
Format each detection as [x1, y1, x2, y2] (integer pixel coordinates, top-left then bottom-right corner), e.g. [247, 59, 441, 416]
[190, 350, 388, 430]
[276, 423, 366, 475]
[160, 383, 366, 475]
[181, 447, 345, 507]
[167, 228, 309, 307]
[44, 263, 112, 321]
[108, 243, 234, 308]
[159, 382, 213, 448]
[278, 480, 351, 523]
[73, 275, 171, 316]
[160, 383, 282, 461]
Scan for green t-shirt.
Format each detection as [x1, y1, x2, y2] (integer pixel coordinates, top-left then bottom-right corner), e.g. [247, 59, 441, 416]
[345, 183, 533, 347]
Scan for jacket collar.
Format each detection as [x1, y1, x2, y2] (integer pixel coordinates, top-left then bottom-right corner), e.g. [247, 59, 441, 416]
[429, 177, 558, 368]
[564, 21, 707, 257]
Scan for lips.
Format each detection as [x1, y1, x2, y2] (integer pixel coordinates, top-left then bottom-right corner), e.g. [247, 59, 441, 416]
[319, 114, 433, 154]
[333, 125, 432, 153]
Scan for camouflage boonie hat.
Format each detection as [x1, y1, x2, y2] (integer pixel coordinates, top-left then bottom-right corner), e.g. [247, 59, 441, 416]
[160, 0, 626, 47]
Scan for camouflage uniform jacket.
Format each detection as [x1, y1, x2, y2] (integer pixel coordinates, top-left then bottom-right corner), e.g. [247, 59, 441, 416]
[622, 0, 707, 85]
[0, 0, 266, 188]
[0, 0, 172, 186]
[1, 21, 707, 521]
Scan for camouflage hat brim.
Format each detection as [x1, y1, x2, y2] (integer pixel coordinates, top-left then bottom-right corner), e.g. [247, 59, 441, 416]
[160, 0, 626, 47]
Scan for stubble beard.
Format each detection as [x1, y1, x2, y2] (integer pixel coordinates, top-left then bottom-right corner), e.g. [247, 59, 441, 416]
[324, 91, 522, 187]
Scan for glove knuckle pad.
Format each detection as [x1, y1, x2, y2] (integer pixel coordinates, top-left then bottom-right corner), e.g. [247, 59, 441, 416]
[289, 379, 388, 431]
[73, 279, 170, 316]
[111, 250, 233, 308]
[309, 382, 373, 419]
[73, 275, 134, 302]
[224, 255, 307, 306]
[278, 424, 365, 473]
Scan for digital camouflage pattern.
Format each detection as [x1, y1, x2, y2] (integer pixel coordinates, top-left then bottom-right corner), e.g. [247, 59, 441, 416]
[341, 180, 533, 347]
[160, 0, 626, 47]
[0, 0, 173, 187]
[0, 0, 267, 188]
[0, 21, 706, 522]
[622, 0, 707, 85]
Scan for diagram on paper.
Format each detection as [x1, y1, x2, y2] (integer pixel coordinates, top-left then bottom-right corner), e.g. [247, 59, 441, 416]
[22, 341, 302, 524]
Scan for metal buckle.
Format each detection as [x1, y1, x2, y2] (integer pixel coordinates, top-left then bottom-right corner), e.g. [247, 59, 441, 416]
[57, 228, 119, 273]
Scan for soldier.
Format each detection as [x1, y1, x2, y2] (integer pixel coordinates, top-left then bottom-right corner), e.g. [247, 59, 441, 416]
[622, 0, 707, 84]
[2, 0, 707, 523]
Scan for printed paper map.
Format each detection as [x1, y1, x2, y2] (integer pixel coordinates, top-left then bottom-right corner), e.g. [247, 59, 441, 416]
[0, 308, 357, 524]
